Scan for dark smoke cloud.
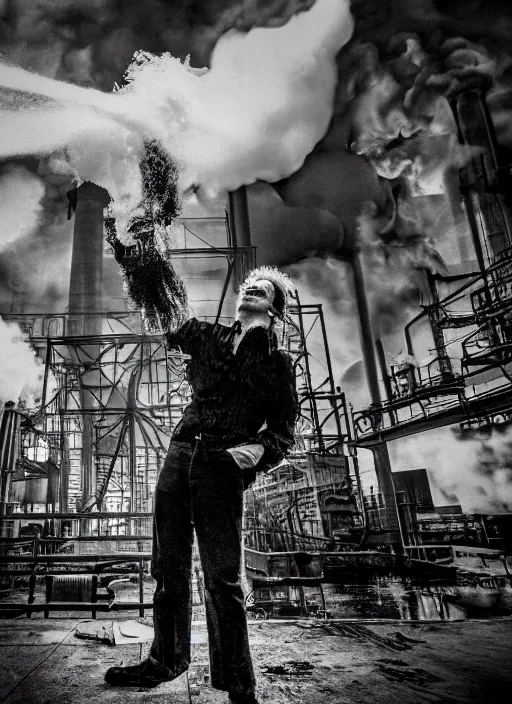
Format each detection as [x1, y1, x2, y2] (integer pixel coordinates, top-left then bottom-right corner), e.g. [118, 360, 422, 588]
[0, 0, 315, 86]
[293, 0, 512, 343]
[350, 0, 512, 148]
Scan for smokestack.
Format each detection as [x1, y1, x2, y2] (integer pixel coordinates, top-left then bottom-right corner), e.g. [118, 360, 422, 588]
[351, 253, 403, 551]
[450, 87, 512, 264]
[228, 187, 251, 248]
[67, 182, 111, 335]
[228, 186, 254, 284]
[66, 182, 110, 511]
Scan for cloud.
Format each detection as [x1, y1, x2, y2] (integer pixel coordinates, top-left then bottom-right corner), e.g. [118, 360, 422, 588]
[0, 163, 45, 250]
[389, 424, 512, 514]
[0, 317, 43, 405]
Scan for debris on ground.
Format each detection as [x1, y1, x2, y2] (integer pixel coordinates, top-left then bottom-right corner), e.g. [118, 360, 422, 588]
[136, 616, 154, 628]
[376, 661, 443, 685]
[74, 621, 114, 645]
[112, 619, 155, 644]
[321, 622, 414, 651]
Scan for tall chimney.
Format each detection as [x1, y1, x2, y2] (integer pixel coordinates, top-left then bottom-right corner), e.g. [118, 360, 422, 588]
[66, 182, 110, 510]
[227, 186, 255, 286]
[67, 182, 111, 335]
[228, 186, 251, 248]
[450, 87, 512, 265]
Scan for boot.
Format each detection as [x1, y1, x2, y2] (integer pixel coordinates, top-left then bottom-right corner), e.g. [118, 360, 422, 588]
[104, 657, 186, 688]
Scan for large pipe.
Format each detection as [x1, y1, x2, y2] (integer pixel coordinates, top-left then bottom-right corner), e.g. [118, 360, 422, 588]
[228, 186, 252, 249]
[375, 338, 394, 406]
[351, 252, 403, 551]
[227, 186, 254, 286]
[426, 271, 454, 381]
[450, 88, 512, 262]
[351, 251, 381, 406]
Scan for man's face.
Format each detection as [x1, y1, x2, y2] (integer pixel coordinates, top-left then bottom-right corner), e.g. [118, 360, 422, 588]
[237, 279, 276, 316]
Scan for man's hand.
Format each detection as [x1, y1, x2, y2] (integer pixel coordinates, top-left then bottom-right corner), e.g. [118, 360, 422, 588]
[226, 444, 264, 469]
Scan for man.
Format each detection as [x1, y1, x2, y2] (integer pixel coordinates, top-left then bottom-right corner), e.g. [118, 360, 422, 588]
[104, 246, 298, 704]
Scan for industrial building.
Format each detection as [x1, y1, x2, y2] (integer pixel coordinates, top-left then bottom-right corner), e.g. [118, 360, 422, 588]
[1, 27, 512, 627]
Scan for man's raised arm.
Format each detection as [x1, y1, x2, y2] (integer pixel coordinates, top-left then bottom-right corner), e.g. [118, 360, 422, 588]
[105, 213, 191, 346]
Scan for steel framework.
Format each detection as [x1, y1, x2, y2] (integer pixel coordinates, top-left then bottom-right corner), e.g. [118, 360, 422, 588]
[0, 293, 364, 613]
[2, 293, 358, 510]
[352, 245, 512, 446]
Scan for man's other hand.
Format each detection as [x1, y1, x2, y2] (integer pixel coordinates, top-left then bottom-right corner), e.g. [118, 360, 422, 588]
[226, 444, 264, 469]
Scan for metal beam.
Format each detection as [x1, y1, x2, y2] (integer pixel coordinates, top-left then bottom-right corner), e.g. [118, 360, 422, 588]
[353, 384, 512, 446]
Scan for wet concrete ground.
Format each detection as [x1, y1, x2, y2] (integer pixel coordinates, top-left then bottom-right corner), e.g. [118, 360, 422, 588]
[1, 616, 512, 704]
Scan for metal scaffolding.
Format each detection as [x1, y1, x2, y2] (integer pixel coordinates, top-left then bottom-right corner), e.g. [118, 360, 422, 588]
[0, 292, 364, 614]
[352, 246, 512, 446]
[1, 292, 360, 512]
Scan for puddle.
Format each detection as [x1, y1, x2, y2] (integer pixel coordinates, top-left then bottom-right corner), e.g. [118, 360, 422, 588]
[261, 660, 315, 676]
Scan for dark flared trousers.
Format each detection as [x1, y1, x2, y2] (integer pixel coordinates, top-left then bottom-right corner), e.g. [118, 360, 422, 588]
[150, 439, 255, 697]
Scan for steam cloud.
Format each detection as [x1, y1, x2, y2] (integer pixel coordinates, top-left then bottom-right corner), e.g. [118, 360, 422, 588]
[0, 0, 353, 405]
[0, 0, 353, 231]
[0, 318, 43, 405]
[389, 426, 512, 514]
[0, 164, 45, 251]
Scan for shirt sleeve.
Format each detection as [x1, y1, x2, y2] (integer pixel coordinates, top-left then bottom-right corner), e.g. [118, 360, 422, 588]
[257, 351, 298, 471]
[165, 318, 202, 355]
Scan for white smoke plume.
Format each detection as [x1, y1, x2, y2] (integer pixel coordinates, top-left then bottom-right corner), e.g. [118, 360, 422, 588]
[0, 317, 43, 406]
[0, 0, 353, 230]
[0, 164, 45, 251]
[286, 256, 360, 380]
[389, 425, 512, 515]
[0, 161, 74, 312]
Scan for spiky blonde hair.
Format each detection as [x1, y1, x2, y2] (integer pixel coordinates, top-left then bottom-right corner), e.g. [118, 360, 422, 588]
[237, 266, 296, 348]
[238, 266, 295, 317]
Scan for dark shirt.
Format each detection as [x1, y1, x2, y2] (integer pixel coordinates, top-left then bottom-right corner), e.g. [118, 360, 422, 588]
[166, 318, 298, 473]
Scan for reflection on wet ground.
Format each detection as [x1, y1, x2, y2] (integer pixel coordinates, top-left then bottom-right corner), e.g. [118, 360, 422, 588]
[320, 581, 512, 620]
[2, 575, 512, 621]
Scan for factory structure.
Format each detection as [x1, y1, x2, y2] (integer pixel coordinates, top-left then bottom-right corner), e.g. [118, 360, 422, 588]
[1, 77, 512, 618]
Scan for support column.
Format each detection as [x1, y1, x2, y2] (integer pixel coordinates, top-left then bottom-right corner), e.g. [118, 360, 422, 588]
[0, 402, 20, 536]
[370, 443, 404, 551]
[67, 182, 111, 510]
[351, 251, 403, 551]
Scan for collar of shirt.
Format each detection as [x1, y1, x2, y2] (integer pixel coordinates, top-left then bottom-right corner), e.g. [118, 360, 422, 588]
[229, 321, 273, 355]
